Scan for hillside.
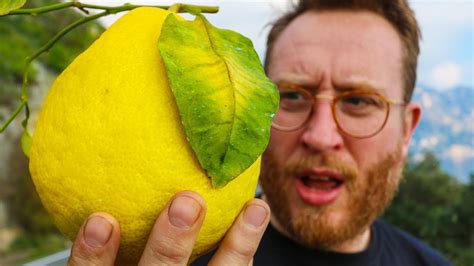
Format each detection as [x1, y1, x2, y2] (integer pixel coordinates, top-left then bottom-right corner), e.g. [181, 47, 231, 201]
[410, 85, 473, 182]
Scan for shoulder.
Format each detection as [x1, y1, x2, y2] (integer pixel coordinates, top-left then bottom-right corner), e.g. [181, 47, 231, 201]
[373, 220, 452, 266]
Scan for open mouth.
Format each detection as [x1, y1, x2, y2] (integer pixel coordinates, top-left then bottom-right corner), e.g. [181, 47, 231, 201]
[300, 175, 344, 191]
[295, 170, 346, 205]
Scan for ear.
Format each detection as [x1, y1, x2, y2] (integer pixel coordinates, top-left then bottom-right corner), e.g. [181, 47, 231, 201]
[401, 102, 422, 158]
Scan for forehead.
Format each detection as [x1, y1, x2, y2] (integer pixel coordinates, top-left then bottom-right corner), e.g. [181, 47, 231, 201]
[268, 10, 404, 97]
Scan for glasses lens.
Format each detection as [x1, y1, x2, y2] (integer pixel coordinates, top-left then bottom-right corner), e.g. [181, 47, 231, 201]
[273, 88, 312, 130]
[335, 92, 389, 137]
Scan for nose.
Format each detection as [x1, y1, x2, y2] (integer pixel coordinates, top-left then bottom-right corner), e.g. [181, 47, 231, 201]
[301, 100, 344, 152]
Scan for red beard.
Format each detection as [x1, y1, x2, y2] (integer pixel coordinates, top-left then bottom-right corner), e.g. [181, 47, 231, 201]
[260, 147, 403, 250]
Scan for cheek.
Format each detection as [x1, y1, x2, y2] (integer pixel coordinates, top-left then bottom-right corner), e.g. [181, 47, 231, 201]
[383, 111, 406, 145]
[265, 130, 300, 160]
[345, 117, 404, 167]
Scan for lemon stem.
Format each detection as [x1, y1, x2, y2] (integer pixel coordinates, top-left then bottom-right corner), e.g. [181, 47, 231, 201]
[0, 2, 219, 135]
[0, 102, 25, 133]
[4, 2, 219, 16]
[168, 4, 182, 13]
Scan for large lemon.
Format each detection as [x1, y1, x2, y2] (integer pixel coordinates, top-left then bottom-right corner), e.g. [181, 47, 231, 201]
[29, 7, 259, 264]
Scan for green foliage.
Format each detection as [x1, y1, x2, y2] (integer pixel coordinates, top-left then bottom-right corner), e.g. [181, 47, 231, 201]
[0, 0, 26, 16]
[7, 233, 70, 263]
[0, 0, 104, 106]
[383, 152, 474, 265]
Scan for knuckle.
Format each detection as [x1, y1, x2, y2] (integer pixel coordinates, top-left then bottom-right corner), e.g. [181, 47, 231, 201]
[68, 252, 99, 266]
[69, 243, 100, 266]
[226, 237, 255, 258]
[147, 237, 190, 265]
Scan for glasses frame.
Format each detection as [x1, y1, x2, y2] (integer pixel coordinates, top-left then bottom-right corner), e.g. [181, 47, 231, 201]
[272, 82, 407, 139]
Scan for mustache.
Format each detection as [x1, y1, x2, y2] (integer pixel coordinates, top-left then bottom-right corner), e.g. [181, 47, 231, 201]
[284, 154, 359, 183]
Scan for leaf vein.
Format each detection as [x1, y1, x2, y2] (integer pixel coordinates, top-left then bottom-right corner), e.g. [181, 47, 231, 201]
[200, 16, 236, 169]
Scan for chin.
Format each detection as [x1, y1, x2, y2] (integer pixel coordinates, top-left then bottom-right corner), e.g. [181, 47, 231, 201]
[261, 146, 404, 250]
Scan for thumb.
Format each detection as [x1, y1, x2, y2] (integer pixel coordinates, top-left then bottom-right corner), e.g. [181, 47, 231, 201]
[68, 212, 121, 266]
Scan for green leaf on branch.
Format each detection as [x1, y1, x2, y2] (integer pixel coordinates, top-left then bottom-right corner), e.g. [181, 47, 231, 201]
[0, 0, 27, 16]
[21, 129, 32, 157]
[159, 14, 279, 188]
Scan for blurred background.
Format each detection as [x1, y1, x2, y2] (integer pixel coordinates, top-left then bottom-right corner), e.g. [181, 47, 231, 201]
[0, 0, 472, 265]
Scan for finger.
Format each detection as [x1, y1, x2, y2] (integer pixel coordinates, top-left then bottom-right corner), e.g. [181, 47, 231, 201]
[138, 191, 206, 266]
[68, 212, 121, 266]
[208, 199, 270, 266]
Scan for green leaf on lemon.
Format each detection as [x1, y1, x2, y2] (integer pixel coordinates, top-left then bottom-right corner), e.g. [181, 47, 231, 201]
[159, 14, 279, 188]
[0, 0, 26, 16]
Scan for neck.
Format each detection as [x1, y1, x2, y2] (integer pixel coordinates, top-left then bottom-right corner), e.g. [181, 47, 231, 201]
[268, 209, 372, 253]
[327, 226, 371, 253]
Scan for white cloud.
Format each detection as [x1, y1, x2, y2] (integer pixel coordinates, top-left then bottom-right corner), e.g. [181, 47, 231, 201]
[441, 115, 453, 126]
[451, 122, 464, 134]
[412, 152, 425, 163]
[419, 136, 440, 149]
[444, 144, 474, 164]
[428, 62, 462, 90]
[420, 92, 433, 108]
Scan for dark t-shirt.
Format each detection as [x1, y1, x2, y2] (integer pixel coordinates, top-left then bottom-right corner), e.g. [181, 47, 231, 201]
[193, 220, 451, 266]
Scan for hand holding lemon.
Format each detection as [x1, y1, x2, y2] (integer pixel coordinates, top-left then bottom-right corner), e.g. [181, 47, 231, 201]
[68, 192, 270, 265]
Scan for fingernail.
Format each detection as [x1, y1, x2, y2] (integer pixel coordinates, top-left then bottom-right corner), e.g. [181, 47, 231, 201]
[168, 196, 202, 228]
[244, 204, 267, 228]
[83, 216, 113, 248]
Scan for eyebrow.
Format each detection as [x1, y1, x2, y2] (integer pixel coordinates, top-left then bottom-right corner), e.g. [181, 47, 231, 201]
[275, 79, 388, 95]
[276, 81, 315, 93]
[334, 81, 386, 94]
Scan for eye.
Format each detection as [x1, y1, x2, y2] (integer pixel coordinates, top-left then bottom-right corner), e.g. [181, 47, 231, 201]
[343, 95, 371, 105]
[338, 93, 386, 115]
[279, 89, 311, 111]
[280, 90, 305, 100]
[341, 94, 383, 106]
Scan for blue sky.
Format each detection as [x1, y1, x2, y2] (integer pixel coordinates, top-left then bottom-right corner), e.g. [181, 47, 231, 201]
[91, 0, 473, 91]
[411, 1, 473, 90]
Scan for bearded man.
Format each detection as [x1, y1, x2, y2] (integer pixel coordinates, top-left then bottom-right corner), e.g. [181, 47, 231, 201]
[69, 0, 451, 265]
[253, 0, 450, 263]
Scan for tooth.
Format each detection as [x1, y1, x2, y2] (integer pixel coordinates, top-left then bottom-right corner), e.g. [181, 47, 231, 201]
[308, 176, 331, 181]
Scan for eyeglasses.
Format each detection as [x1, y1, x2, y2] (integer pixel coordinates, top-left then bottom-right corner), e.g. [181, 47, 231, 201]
[272, 82, 407, 138]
